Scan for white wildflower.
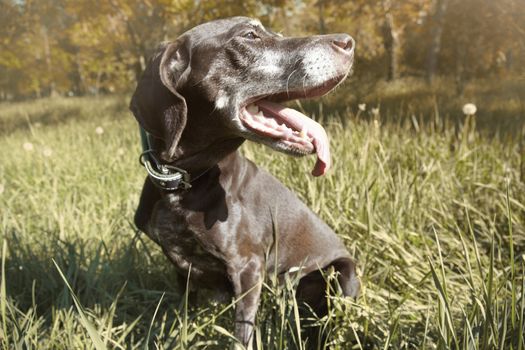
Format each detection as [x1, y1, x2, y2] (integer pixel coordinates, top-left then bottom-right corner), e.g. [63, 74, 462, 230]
[462, 103, 477, 116]
[23, 142, 34, 151]
[43, 147, 53, 157]
[95, 126, 104, 135]
[371, 107, 380, 117]
[358, 103, 366, 112]
[117, 148, 125, 156]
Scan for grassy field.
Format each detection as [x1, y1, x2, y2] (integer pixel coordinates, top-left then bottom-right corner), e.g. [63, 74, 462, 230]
[0, 95, 524, 349]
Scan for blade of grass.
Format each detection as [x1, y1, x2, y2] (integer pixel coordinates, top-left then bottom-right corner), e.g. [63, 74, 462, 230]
[144, 292, 165, 350]
[505, 181, 516, 328]
[1, 241, 8, 348]
[53, 259, 107, 350]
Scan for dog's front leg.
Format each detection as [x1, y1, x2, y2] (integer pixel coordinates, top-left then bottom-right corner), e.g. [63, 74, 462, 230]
[230, 255, 264, 350]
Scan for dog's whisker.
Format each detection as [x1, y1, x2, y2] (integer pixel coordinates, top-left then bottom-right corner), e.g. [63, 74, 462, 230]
[285, 69, 298, 97]
[301, 73, 308, 96]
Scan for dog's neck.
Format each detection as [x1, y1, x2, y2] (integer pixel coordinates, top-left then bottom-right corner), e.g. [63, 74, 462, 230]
[154, 98, 247, 176]
[165, 137, 246, 177]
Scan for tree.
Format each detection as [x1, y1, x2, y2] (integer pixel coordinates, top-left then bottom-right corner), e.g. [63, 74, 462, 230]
[1, 0, 524, 99]
[426, 0, 448, 83]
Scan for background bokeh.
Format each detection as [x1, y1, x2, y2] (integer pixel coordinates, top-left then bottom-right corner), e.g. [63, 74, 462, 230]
[2, 0, 525, 135]
[1, 1, 523, 94]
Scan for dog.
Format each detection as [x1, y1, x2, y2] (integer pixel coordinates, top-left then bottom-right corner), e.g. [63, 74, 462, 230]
[130, 16, 360, 349]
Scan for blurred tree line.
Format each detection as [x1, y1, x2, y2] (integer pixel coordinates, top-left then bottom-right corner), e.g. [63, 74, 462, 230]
[1, 0, 524, 100]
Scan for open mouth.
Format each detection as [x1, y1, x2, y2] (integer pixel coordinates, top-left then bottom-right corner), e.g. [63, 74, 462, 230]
[240, 100, 330, 176]
[239, 79, 343, 177]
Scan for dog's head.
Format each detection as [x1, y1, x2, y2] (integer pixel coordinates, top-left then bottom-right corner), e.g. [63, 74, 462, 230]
[131, 17, 354, 176]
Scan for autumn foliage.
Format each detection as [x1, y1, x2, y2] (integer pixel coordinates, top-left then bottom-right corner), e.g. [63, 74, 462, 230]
[1, 0, 524, 100]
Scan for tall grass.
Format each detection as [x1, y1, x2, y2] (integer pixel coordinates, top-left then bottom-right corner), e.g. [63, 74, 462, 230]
[0, 96, 523, 349]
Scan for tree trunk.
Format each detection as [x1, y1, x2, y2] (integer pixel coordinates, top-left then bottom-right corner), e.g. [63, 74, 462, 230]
[74, 56, 87, 96]
[521, 124, 525, 183]
[426, 0, 448, 83]
[382, 12, 399, 81]
[94, 69, 102, 96]
[506, 48, 514, 71]
[132, 54, 147, 83]
[41, 25, 57, 97]
[318, 0, 326, 34]
[455, 42, 466, 95]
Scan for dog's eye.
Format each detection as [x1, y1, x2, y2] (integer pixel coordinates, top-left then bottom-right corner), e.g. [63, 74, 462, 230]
[243, 31, 259, 40]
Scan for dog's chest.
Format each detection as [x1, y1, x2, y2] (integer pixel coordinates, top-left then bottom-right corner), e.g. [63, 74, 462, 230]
[149, 197, 229, 285]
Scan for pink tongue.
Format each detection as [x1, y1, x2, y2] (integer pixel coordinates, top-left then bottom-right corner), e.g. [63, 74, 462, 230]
[256, 100, 331, 176]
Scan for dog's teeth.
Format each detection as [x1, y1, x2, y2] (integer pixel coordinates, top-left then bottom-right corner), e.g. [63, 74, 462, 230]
[246, 104, 259, 115]
[299, 126, 307, 139]
[255, 111, 264, 118]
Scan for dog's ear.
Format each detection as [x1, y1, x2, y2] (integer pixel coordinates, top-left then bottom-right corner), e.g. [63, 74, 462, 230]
[130, 40, 190, 160]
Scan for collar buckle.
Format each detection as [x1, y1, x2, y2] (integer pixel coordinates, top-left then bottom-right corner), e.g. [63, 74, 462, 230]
[138, 127, 191, 191]
[140, 152, 191, 191]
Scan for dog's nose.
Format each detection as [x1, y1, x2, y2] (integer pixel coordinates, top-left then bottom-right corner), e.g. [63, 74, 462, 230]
[331, 34, 354, 53]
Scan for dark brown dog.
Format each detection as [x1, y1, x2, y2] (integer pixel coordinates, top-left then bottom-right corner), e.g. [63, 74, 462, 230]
[130, 16, 359, 349]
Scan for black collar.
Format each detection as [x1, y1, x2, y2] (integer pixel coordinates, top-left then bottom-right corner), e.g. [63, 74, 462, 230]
[139, 126, 191, 191]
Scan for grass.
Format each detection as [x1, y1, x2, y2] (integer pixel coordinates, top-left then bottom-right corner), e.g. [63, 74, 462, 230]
[319, 77, 525, 140]
[0, 94, 524, 349]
